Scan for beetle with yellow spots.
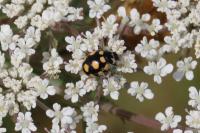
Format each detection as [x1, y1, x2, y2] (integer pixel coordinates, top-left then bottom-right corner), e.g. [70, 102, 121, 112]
[82, 50, 118, 76]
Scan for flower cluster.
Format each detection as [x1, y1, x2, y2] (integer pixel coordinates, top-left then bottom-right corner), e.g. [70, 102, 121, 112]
[0, 24, 52, 132]
[1, 0, 83, 30]
[81, 102, 107, 133]
[118, 7, 162, 36]
[151, 0, 200, 131]
[155, 86, 200, 132]
[0, 0, 200, 132]
[64, 11, 138, 103]
[46, 103, 81, 133]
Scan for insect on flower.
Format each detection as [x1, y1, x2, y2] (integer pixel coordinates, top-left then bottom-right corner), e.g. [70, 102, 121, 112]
[82, 50, 119, 76]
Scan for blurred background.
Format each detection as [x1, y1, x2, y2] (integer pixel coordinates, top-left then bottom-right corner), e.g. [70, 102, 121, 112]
[1, 0, 200, 133]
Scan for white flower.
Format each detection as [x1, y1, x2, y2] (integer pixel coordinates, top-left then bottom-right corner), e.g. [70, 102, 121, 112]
[101, 15, 118, 38]
[152, 0, 177, 13]
[82, 76, 98, 92]
[65, 35, 86, 59]
[117, 51, 137, 73]
[43, 48, 63, 77]
[65, 59, 84, 74]
[25, 26, 41, 43]
[50, 0, 70, 14]
[66, 7, 83, 21]
[93, 26, 105, 39]
[11, 50, 24, 67]
[173, 129, 193, 133]
[28, 0, 81, 30]
[42, 7, 62, 26]
[61, 110, 82, 130]
[3, 77, 22, 93]
[2, 4, 24, 18]
[8, 67, 18, 78]
[144, 58, 173, 84]
[27, 77, 56, 99]
[102, 76, 126, 100]
[31, 15, 48, 30]
[87, 0, 111, 19]
[129, 8, 150, 34]
[46, 103, 75, 125]
[179, 33, 194, 49]
[82, 31, 99, 52]
[30, 1, 44, 13]
[81, 102, 99, 123]
[188, 86, 200, 110]
[47, 104, 81, 132]
[186, 110, 200, 129]
[65, 36, 83, 52]
[86, 123, 107, 133]
[15, 38, 36, 58]
[107, 38, 126, 55]
[165, 9, 181, 20]
[14, 16, 28, 29]
[147, 19, 163, 36]
[135, 37, 160, 60]
[64, 81, 86, 103]
[173, 57, 197, 81]
[17, 90, 37, 110]
[162, 34, 181, 53]
[128, 81, 154, 102]
[155, 106, 182, 131]
[165, 19, 186, 34]
[15, 112, 37, 133]
[0, 25, 13, 51]
[17, 63, 33, 82]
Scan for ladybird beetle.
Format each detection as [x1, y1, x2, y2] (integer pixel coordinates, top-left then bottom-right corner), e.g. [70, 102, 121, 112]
[82, 50, 118, 76]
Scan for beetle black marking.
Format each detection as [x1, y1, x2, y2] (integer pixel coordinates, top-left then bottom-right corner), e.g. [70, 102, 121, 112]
[82, 50, 118, 76]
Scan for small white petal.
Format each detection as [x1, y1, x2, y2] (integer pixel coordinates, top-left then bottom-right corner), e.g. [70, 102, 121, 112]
[185, 71, 194, 80]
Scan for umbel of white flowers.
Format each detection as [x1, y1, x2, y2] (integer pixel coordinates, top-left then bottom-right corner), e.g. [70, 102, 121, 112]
[0, 0, 200, 133]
